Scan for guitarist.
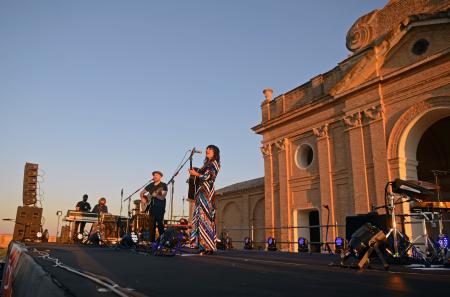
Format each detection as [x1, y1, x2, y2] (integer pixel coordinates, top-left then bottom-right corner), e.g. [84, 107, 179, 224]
[140, 171, 168, 243]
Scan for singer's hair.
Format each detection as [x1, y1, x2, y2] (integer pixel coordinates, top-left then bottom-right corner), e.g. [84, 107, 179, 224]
[204, 144, 220, 165]
[98, 197, 106, 204]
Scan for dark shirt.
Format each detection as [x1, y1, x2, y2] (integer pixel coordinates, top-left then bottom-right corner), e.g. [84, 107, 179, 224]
[145, 182, 168, 201]
[76, 201, 91, 212]
[92, 204, 108, 214]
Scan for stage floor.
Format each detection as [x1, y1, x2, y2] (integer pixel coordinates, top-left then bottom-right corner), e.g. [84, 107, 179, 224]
[20, 243, 450, 297]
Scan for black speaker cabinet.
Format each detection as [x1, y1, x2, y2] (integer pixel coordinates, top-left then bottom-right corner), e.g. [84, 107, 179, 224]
[12, 223, 41, 241]
[15, 206, 43, 225]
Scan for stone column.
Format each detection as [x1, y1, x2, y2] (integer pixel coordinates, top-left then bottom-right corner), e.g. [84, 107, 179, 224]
[313, 124, 336, 248]
[275, 138, 291, 251]
[261, 144, 274, 242]
[364, 105, 390, 212]
[344, 112, 370, 214]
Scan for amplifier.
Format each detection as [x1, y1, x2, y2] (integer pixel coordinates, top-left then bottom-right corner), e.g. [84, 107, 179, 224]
[345, 213, 391, 240]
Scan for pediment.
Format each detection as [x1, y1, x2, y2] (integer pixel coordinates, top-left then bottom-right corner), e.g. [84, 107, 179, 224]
[381, 20, 450, 76]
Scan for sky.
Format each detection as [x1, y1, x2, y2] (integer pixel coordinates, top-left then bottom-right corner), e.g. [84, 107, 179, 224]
[0, 0, 387, 235]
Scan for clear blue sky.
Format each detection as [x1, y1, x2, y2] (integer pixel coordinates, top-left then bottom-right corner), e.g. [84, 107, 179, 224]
[0, 0, 387, 235]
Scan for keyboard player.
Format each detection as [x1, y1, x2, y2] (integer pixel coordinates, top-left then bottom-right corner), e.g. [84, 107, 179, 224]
[92, 197, 108, 214]
[74, 194, 91, 239]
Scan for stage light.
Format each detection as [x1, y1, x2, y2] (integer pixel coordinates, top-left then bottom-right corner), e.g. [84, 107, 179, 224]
[297, 237, 308, 252]
[36, 232, 43, 239]
[341, 223, 389, 269]
[267, 236, 277, 251]
[437, 235, 449, 249]
[77, 233, 83, 240]
[244, 237, 253, 250]
[335, 237, 344, 253]
[131, 232, 138, 243]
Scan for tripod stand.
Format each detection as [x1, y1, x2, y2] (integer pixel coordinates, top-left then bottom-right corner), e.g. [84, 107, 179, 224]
[381, 182, 413, 259]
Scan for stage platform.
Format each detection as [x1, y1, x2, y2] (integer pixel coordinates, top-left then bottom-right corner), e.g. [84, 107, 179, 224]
[1, 242, 450, 297]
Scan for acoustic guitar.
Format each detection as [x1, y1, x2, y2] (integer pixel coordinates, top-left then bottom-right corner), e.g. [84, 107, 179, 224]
[188, 150, 199, 200]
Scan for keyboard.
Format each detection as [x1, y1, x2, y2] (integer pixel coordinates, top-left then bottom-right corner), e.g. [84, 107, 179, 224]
[64, 210, 99, 223]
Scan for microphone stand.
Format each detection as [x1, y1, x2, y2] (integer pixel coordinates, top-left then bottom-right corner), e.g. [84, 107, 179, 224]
[123, 180, 153, 236]
[166, 149, 196, 223]
[117, 188, 123, 242]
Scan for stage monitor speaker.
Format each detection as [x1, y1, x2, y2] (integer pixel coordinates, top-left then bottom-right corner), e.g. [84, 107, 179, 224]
[345, 213, 391, 241]
[23, 162, 39, 205]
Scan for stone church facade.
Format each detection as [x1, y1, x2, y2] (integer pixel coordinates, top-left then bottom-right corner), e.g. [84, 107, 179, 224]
[252, 0, 450, 251]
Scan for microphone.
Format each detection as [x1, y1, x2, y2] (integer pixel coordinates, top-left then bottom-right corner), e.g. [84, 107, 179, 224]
[192, 148, 202, 154]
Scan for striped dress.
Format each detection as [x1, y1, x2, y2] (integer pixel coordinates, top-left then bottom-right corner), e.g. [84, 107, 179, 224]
[190, 160, 220, 252]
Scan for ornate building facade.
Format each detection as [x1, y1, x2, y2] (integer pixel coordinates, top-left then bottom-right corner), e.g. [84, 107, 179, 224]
[215, 178, 265, 249]
[252, 0, 450, 251]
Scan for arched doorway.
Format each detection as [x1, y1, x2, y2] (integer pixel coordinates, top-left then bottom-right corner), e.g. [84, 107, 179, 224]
[416, 117, 450, 237]
[417, 117, 450, 200]
[389, 98, 450, 238]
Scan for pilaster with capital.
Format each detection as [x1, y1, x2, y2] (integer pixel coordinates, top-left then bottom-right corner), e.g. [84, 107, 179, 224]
[363, 105, 390, 211]
[276, 138, 291, 251]
[261, 143, 275, 239]
[313, 124, 336, 243]
[343, 112, 370, 214]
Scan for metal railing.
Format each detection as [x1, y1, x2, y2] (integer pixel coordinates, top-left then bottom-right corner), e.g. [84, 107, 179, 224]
[220, 218, 450, 251]
[221, 223, 346, 251]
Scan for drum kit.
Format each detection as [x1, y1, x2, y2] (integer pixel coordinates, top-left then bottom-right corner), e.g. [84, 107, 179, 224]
[341, 176, 449, 269]
[372, 178, 449, 267]
[131, 199, 151, 241]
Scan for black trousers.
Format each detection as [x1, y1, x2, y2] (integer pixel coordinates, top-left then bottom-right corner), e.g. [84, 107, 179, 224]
[149, 200, 165, 242]
[74, 221, 86, 236]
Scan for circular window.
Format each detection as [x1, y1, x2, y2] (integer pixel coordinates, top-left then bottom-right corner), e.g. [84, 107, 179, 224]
[411, 39, 429, 56]
[295, 144, 314, 169]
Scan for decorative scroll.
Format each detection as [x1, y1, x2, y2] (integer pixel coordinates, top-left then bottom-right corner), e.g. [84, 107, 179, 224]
[313, 124, 329, 138]
[364, 105, 384, 121]
[343, 112, 362, 128]
[260, 144, 272, 157]
[346, 0, 447, 52]
[275, 138, 287, 151]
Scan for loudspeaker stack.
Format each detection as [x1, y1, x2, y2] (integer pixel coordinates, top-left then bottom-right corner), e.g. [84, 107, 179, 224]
[12, 162, 43, 241]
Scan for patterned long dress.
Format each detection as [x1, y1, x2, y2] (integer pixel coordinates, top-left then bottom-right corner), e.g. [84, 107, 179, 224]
[190, 160, 220, 252]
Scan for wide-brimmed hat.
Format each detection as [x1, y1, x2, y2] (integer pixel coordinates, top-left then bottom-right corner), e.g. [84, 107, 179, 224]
[152, 170, 163, 177]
